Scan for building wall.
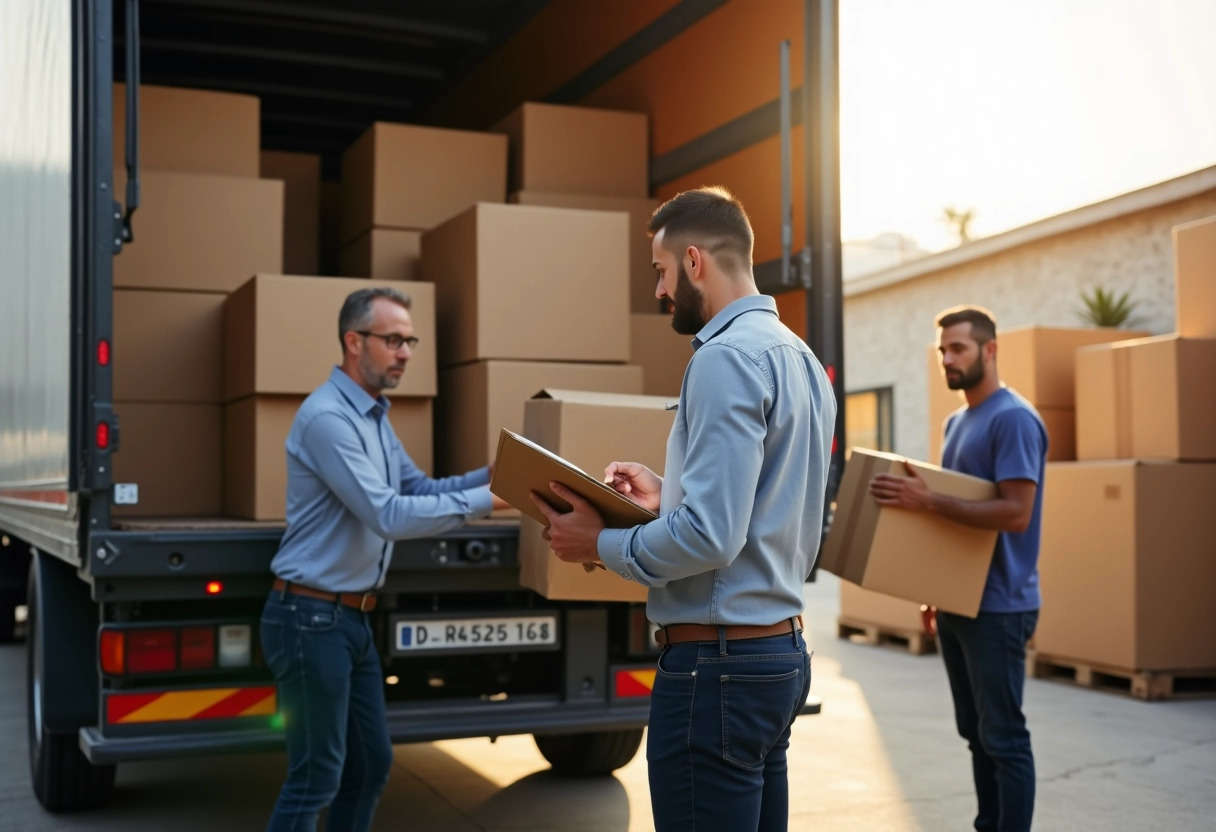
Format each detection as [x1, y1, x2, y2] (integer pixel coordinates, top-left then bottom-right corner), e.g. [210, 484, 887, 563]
[844, 190, 1216, 461]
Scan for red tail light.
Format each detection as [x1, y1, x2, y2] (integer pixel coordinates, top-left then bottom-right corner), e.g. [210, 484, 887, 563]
[126, 629, 177, 674]
[100, 630, 125, 675]
[96, 421, 110, 450]
[97, 338, 110, 366]
[179, 627, 216, 670]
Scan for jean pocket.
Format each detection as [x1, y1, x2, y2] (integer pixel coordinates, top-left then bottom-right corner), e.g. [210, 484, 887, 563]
[720, 666, 803, 769]
[260, 618, 289, 678]
[655, 646, 698, 680]
[296, 603, 340, 632]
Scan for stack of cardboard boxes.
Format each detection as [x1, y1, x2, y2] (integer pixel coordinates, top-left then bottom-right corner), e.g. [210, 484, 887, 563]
[1035, 215, 1216, 675]
[426, 103, 658, 480]
[111, 84, 283, 516]
[495, 102, 692, 400]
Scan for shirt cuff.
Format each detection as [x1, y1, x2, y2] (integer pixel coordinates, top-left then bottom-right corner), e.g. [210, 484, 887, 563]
[467, 485, 495, 518]
[597, 528, 634, 582]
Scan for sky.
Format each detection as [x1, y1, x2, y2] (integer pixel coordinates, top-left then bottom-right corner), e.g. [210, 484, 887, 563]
[838, 0, 1216, 252]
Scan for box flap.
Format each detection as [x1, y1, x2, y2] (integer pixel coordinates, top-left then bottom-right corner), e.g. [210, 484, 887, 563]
[530, 389, 674, 409]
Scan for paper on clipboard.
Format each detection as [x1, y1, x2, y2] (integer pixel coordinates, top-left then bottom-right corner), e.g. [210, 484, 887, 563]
[490, 429, 658, 531]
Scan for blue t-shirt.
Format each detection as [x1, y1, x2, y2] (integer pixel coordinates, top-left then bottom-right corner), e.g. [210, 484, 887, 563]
[941, 387, 1047, 613]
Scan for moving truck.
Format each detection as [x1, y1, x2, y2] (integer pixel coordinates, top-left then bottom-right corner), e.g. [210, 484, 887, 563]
[0, 0, 843, 811]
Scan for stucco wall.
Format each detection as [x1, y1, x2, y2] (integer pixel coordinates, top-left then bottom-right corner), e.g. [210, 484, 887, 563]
[843, 190, 1216, 461]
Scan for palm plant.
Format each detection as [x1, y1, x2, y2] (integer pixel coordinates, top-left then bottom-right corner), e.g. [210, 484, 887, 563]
[1077, 285, 1138, 328]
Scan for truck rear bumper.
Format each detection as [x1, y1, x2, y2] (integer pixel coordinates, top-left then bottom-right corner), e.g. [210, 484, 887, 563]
[80, 696, 821, 765]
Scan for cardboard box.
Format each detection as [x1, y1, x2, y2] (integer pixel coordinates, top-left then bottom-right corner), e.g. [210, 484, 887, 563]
[224, 395, 432, 520]
[113, 290, 225, 403]
[839, 582, 930, 634]
[340, 229, 421, 280]
[630, 314, 692, 398]
[112, 403, 223, 517]
[493, 103, 648, 198]
[261, 151, 320, 275]
[1035, 461, 1216, 670]
[1174, 215, 1216, 338]
[112, 170, 283, 292]
[114, 84, 259, 177]
[513, 389, 678, 602]
[1076, 334, 1216, 461]
[340, 122, 507, 242]
[996, 326, 1150, 408]
[435, 361, 644, 475]
[224, 275, 436, 401]
[512, 191, 660, 313]
[818, 448, 999, 617]
[421, 203, 630, 366]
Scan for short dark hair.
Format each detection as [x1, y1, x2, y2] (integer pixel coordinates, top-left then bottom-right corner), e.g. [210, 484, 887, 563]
[647, 186, 754, 274]
[936, 305, 997, 343]
[338, 287, 412, 349]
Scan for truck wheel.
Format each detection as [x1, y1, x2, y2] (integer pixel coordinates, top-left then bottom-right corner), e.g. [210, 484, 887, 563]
[534, 728, 644, 776]
[27, 565, 116, 811]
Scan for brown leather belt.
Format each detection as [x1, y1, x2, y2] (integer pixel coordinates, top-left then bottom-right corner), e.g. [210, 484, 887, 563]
[656, 615, 803, 647]
[272, 577, 377, 612]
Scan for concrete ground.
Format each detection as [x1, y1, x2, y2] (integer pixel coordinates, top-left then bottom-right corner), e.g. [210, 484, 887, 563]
[0, 573, 1213, 831]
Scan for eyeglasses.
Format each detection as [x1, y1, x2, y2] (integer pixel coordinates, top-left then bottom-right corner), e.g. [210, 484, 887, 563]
[357, 331, 420, 350]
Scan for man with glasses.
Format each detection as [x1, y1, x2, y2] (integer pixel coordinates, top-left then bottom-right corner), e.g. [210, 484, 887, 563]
[261, 286, 508, 832]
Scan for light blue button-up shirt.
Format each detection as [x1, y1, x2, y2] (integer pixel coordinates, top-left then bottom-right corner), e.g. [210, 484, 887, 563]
[597, 295, 836, 627]
[271, 367, 494, 592]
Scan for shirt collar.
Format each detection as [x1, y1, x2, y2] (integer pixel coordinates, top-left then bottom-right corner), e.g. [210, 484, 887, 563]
[328, 366, 391, 416]
[692, 294, 778, 350]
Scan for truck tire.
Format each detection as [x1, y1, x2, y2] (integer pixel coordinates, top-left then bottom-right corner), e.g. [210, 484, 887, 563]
[27, 560, 116, 811]
[534, 728, 644, 776]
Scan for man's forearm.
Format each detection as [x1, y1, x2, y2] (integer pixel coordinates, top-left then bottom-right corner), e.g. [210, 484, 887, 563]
[926, 493, 1029, 533]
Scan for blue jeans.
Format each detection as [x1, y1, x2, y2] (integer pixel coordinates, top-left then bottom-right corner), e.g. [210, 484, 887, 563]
[647, 628, 811, 832]
[936, 610, 1039, 832]
[260, 591, 393, 832]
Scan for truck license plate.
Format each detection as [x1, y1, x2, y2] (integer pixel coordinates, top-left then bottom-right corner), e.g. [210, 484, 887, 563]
[393, 615, 559, 653]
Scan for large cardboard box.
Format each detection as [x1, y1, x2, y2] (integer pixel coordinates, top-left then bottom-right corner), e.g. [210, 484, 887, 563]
[114, 84, 259, 177]
[1174, 215, 1216, 338]
[493, 103, 648, 198]
[516, 391, 677, 602]
[340, 122, 507, 242]
[113, 290, 225, 403]
[224, 275, 436, 401]
[436, 361, 644, 476]
[261, 151, 320, 275]
[1075, 334, 1216, 461]
[421, 204, 630, 366]
[819, 448, 999, 617]
[112, 403, 223, 517]
[1036, 461, 1216, 670]
[630, 314, 692, 398]
[340, 229, 421, 281]
[512, 191, 660, 313]
[998, 326, 1151, 408]
[112, 170, 283, 292]
[224, 395, 432, 520]
[839, 582, 930, 634]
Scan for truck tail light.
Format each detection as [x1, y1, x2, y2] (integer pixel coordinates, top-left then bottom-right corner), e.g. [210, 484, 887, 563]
[97, 338, 110, 366]
[100, 622, 255, 677]
[179, 627, 216, 670]
[96, 421, 110, 450]
[126, 629, 177, 674]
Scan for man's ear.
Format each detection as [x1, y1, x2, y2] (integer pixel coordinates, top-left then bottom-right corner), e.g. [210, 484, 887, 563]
[686, 245, 702, 279]
[342, 330, 360, 359]
[985, 339, 998, 362]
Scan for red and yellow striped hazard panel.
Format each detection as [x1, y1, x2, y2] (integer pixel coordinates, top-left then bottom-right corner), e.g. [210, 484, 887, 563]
[107, 686, 277, 724]
[614, 668, 656, 698]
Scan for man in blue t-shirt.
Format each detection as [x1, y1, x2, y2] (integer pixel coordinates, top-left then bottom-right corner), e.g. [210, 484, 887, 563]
[869, 305, 1046, 832]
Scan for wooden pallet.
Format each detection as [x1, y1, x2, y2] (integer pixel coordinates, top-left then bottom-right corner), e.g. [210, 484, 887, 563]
[1027, 651, 1216, 701]
[836, 616, 937, 655]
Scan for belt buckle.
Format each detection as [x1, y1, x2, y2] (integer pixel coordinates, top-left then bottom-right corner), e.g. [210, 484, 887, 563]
[358, 592, 375, 612]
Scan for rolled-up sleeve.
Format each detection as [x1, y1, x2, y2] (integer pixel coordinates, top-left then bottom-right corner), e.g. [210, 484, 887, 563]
[597, 344, 770, 586]
[303, 412, 492, 539]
